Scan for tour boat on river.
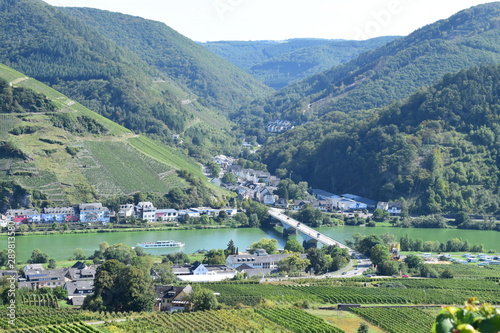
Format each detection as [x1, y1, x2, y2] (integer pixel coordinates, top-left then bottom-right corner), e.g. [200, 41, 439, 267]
[136, 240, 185, 248]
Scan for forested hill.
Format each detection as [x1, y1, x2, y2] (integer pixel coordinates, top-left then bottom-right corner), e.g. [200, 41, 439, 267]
[236, 2, 500, 126]
[0, 63, 228, 208]
[0, 0, 268, 159]
[260, 64, 500, 216]
[61, 7, 272, 112]
[202, 37, 398, 90]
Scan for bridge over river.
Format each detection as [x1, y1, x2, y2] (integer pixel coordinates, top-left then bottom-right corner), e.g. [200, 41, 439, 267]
[268, 208, 353, 250]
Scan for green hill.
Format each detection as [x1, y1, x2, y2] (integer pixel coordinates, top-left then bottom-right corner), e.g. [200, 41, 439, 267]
[261, 64, 500, 216]
[202, 37, 399, 89]
[0, 63, 228, 209]
[61, 7, 272, 112]
[0, 0, 269, 160]
[236, 2, 500, 128]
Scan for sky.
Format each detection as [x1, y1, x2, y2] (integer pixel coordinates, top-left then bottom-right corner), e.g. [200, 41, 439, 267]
[42, 0, 496, 42]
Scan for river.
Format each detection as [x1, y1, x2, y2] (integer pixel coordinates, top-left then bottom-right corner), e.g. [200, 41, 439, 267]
[4, 226, 499, 262]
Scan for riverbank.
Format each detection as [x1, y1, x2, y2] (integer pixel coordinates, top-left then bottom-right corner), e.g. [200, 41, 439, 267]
[2, 223, 236, 236]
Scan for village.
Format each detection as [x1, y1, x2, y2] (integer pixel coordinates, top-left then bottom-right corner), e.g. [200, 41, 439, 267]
[0, 154, 401, 228]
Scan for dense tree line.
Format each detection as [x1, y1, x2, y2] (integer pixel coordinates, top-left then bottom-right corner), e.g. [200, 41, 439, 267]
[233, 2, 500, 131]
[261, 64, 500, 215]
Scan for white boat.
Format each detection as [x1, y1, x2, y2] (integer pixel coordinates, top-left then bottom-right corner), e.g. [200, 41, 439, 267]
[136, 240, 185, 248]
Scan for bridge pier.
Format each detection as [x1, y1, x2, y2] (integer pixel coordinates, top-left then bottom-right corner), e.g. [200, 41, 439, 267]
[279, 221, 297, 236]
[301, 232, 318, 249]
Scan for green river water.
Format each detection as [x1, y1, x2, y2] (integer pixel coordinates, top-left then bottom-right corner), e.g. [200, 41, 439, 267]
[3, 226, 499, 262]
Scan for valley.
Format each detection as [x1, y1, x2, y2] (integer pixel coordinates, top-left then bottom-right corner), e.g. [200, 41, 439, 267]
[0, 1, 500, 332]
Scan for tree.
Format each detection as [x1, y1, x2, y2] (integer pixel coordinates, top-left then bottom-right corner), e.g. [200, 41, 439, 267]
[189, 286, 219, 311]
[221, 172, 236, 184]
[404, 254, 423, 269]
[284, 239, 304, 253]
[53, 286, 68, 300]
[373, 209, 390, 221]
[250, 238, 278, 254]
[440, 268, 454, 279]
[225, 239, 237, 256]
[277, 253, 310, 274]
[232, 212, 249, 226]
[74, 248, 86, 260]
[103, 244, 137, 265]
[306, 248, 330, 274]
[203, 249, 226, 265]
[297, 203, 323, 227]
[163, 252, 189, 265]
[370, 244, 390, 266]
[248, 213, 260, 228]
[378, 260, 400, 276]
[154, 263, 176, 285]
[0, 249, 8, 267]
[355, 235, 385, 257]
[28, 249, 49, 264]
[47, 258, 56, 269]
[83, 259, 155, 312]
[208, 162, 221, 179]
[358, 322, 369, 333]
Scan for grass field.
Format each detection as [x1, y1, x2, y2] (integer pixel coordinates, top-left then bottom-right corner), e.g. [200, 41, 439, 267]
[307, 309, 384, 333]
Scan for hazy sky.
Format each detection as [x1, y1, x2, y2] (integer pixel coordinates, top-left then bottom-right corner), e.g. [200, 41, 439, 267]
[42, 0, 496, 42]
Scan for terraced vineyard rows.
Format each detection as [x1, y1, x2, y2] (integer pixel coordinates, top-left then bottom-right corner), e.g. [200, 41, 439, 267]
[81, 141, 175, 196]
[8, 322, 101, 333]
[349, 307, 435, 333]
[0, 114, 20, 139]
[399, 278, 500, 291]
[207, 281, 500, 306]
[0, 306, 126, 330]
[204, 283, 322, 305]
[20, 294, 59, 307]
[434, 264, 500, 280]
[105, 309, 291, 333]
[128, 136, 201, 175]
[255, 307, 344, 333]
[288, 286, 407, 304]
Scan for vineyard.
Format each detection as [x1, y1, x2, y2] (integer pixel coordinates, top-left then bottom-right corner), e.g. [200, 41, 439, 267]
[0, 114, 20, 139]
[7, 322, 101, 333]
[128, 136, 201, 176]
[255, 307, 344, 333]
[203, 275, 500, 306]
[79, 141, 180, 196]
[433, 263, 500, 280]
[349, 307, 435, 333]
[20, 294, 59, 307]
[0, 306, 130, 331]
[99, 309, 291, 333]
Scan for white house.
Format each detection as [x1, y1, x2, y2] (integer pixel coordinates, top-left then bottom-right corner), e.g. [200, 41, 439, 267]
[172, 262, 236, 282]
[118, 204, 135, 220]
[293, 200, 311, 211]
[155, 209, 178, 221]
[135, 202, 157, 222]
[226, 249, 308, 276]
